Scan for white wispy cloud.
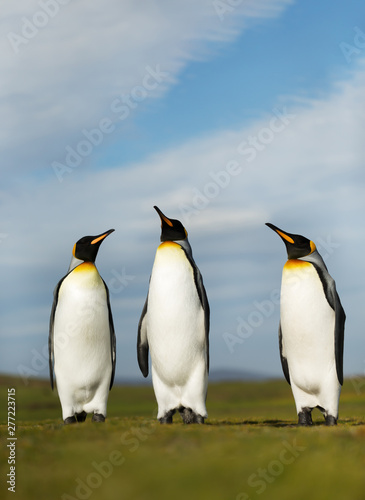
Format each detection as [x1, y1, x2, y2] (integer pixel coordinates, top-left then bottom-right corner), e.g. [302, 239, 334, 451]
[0, 0, 293, 174]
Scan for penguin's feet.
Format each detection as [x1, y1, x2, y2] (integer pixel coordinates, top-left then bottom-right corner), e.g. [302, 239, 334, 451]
[179, 407, 205, 424]
[64, 416, 77, 425]
[91, 413, 106, 423]
[180, 407, 194, 424]
[325, 415, 337, 426]
[159, 409, 175, 424]
[195, 414, 205, 424]
[76, 411, 87, 422]
[297, 408, 313, 426]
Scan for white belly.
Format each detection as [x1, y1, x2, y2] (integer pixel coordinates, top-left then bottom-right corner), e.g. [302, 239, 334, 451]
[53, 263, 111, 409]
[147, 242, 206, 386]
[280, 260, 336, 393]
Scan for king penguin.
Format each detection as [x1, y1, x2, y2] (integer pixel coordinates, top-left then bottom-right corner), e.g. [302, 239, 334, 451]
[266, 223, 345, 425]
[49, 229, 116, 424]
[137, 206, 210, 424]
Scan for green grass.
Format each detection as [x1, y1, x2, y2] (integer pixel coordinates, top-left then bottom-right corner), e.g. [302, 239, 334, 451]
[1, 375, 365, 500]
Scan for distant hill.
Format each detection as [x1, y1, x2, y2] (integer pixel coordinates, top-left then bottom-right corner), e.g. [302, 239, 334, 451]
[209, 368, 274, 382]
[114, 368, 274, 385]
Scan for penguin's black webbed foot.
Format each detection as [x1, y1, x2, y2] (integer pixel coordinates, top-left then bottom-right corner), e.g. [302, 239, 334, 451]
[159, 409, 175, 424]
[76, 411, 87, 422]
[325, 415, 337, 426]
[64, 416, 77, 425]
[195, 414, 205, 424]
[180, 407, 194, 424]
[92, 413, 106, 423]
[179, 407, 205, 424]
[298, 408, 313, 426]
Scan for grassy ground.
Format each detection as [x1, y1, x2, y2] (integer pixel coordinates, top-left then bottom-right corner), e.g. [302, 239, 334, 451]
[1, 375, 364, 500]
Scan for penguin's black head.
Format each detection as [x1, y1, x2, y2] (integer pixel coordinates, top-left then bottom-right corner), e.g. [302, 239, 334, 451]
[265, 223, 316, 259]
[154, 206, 187, 242]
[73, 229, 115, 262]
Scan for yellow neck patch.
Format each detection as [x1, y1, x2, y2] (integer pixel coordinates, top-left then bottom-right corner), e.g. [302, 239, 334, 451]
[72, 262, 96, 273]
[159, 241, 180, 249]
[284, 259, 312, 271]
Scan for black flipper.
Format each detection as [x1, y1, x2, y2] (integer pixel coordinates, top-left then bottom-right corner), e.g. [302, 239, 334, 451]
[181, 247, 210, 372]
[195, 266, 210, 373]
[279, 323, 290, 385]
[137, 297, 149, 377]
[311, 262, 346, 385]
[102, 279, 116, 390]
[333, 291, 345, 385]
[48, 276, 67, 390]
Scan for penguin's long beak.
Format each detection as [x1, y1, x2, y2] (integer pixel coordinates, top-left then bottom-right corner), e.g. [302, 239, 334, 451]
[265, 223, 294, 244]
[91, 229, 115, 245]
[154, 206, 173, 228]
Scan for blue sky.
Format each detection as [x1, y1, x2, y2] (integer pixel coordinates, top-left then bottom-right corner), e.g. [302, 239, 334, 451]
[1, 0, 365, 387]
[95, 0, 364, 167]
